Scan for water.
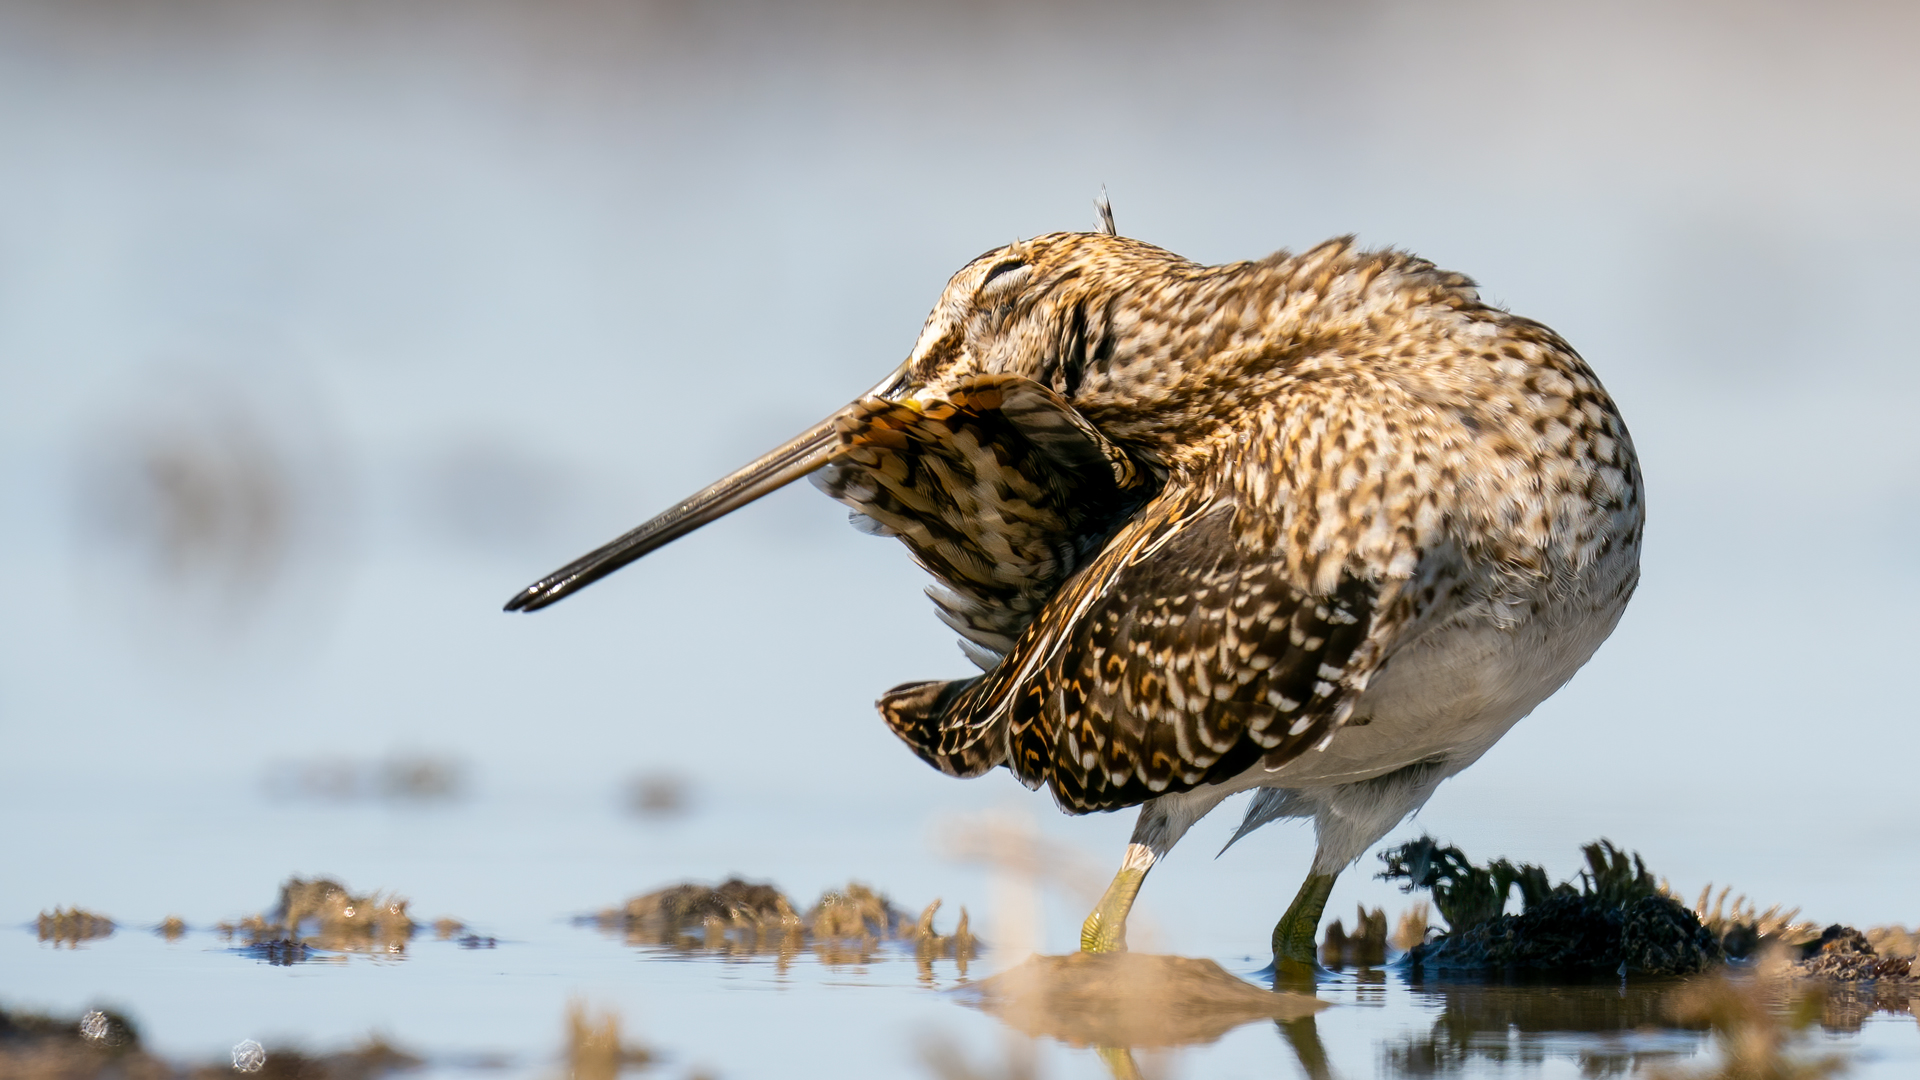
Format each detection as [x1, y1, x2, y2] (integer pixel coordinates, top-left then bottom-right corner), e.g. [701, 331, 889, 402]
[3, 2, 1918, 1076]
[7, 766, 1918, 1078]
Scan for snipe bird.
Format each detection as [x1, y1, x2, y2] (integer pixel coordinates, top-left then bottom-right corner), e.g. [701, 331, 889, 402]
[506, 209, 1644, 966]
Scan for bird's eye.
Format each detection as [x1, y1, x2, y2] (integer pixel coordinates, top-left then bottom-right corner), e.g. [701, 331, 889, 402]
[978, 260, 1030, 298]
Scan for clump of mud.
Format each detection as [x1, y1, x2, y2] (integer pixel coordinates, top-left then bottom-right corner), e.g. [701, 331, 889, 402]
[213, 876, 469, 962]
[1382, 837, 1721, 976]
[595, 877, 976, 972]
[36, 908, 115, 947]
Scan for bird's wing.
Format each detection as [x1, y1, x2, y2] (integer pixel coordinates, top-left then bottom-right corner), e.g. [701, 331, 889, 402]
[812, 374, 1156, 669]
[881, 488, 1406, 811]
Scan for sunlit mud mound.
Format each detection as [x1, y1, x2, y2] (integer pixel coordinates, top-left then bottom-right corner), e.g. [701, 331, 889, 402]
[1382, 838, 1722, 976]
[594, 877, 976, 967]
[969, 952, 1322, 1049]
[212, 876, 471, 962]
[36, 907, 115, 948]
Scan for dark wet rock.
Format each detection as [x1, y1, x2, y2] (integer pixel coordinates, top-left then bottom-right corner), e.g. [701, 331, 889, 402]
[970, 952, 1322, 1048]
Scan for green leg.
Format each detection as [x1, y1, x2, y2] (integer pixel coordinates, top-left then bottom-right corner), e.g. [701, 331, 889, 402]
[1093, 1045, 1145, 1080]
[1080, 843, 1155, 953]
[1272, 870, 1339, 974]
[1276, 1016, 1335, 1080]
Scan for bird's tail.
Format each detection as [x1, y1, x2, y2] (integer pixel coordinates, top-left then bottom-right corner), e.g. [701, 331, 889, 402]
[875, 677, 1007, 779]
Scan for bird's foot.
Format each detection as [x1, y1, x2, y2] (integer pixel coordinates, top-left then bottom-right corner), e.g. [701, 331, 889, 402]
[1079, 865, 1148, 953]
[1271, 871, 1339, 969]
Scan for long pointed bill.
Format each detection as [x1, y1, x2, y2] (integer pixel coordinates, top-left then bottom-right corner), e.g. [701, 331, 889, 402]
[503, 367, 909, 613]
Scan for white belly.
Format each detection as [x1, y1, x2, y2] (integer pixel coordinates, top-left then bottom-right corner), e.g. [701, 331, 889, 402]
[1264, 596, 1629, 789]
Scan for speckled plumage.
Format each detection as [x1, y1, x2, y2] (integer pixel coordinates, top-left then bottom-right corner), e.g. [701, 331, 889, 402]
[817, 233, 1641, 828]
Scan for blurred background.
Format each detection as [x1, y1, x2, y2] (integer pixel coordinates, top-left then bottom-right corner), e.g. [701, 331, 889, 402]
[3, 0, 1918, 1010]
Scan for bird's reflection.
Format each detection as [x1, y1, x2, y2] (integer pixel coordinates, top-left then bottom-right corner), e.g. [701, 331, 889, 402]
[1381, 980, 1704, 1077]
[967, 952, 1324, 1080]
[959, 954, 1739, 1080]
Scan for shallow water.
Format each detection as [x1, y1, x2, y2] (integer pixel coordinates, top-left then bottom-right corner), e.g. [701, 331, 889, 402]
[12, 915, 1920, 1079]
[7, 770, 1916, 1079]
[4, 3, 1920, 1077]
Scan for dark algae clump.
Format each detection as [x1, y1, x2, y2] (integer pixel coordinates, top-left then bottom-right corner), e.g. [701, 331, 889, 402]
[1380, 837, 1722, 976]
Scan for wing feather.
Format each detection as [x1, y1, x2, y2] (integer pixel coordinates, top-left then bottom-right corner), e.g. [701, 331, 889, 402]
[840, 377, 1406, 813]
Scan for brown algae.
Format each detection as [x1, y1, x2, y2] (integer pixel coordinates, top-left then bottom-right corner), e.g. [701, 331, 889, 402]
[595, 877, 976, 975]
[213, 876, 468, 960]
[36, 908, 115, 947]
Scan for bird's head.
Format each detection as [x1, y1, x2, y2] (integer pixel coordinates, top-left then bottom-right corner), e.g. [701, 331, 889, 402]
[895, 231, 1193, 401]
[505, 228, 1196, 613]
